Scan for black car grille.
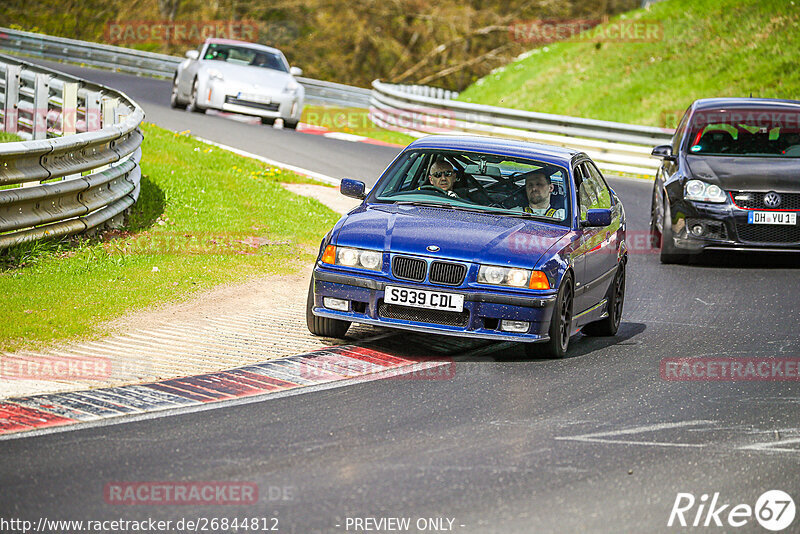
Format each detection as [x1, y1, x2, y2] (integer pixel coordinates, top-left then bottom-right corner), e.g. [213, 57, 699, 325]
[392, 256, 426, 282]
[378, 302, 470, 327]
[685, 218, 728, 240]
[429, 261, 467, 286]
[224, 96, 280, 112]
[731, 191, 800, 211]
[735, 223, 800, 244]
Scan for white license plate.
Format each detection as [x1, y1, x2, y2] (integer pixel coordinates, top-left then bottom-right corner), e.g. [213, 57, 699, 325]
[384, 286, 464, 312]
[748, 211, 797, 225]
[237, 92, 271, 104]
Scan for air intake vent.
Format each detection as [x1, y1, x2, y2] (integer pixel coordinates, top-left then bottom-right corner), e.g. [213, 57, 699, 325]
[429, 261, 466, 286]
[392, 256, 426, 282]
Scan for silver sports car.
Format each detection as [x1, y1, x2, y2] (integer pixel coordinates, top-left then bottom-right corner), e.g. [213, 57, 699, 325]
[171, 38, 305, 128]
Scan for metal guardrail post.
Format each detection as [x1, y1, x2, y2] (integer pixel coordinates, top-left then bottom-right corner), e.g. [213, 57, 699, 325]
[3, 64, 20, 134]
[86, 91, 102, 132]
[31, 72, 49, 140]
[61, 81, 78, 136]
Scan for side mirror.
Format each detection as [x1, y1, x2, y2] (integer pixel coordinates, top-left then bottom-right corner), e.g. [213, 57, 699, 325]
[340, 178, 366, 200]
[185, 50, 199, 60]
[652, 144, 676, 161]
[582, 208, 613, 228]
[289, 66, 303, 76]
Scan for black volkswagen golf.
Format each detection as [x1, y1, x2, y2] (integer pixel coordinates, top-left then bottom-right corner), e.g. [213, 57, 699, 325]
[650, 98, 800, 263]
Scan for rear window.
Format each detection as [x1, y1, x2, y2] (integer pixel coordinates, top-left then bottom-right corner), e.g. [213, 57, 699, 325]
[686, 108, 800, 157]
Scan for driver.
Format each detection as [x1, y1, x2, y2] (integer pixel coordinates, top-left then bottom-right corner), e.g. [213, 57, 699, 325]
[524, 172, 565, 218]
[425, 160, 460, 198]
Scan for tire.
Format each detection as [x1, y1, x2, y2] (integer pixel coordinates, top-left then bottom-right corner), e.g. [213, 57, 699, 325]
[659, 200, 689, 264]
[169, 78, 184, 109]
[260, 117, 275, 126]
[582, 261, 626, 336]
[306, 277, 350, 338]
[187, 79, 205, 114]
[525, 272, 574, 359]
[284, 119, 298, 130]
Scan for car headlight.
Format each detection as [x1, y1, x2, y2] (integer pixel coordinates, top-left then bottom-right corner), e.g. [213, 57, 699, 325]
[478, 265, 549, 289]
[684, 180, 726, 203]
[207, 68, 224, 81]
[321, 245, 383, 271]
[284, 80, 299, 93]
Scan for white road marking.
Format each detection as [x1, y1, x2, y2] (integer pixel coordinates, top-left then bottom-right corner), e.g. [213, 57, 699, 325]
[740, 436, 800, 453]
[555, 420, 716, 448]
[193, 136, 341, 185]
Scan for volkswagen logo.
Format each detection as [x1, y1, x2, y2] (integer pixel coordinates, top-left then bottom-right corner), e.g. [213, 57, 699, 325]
[764, 192, 782, 208]
[427, 245, 440, 252]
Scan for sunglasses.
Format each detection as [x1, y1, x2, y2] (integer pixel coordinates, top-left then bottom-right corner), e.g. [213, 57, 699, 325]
[431, 170, 455, 178]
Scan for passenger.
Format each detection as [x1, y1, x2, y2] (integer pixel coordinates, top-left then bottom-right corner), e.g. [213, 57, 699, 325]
[524, 172, 565, 218]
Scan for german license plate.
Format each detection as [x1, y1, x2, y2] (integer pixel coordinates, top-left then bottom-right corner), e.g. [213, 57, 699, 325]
[238, 92, 271, 104]
[384, 286, 464, 312]
[748, 211, 797, 225]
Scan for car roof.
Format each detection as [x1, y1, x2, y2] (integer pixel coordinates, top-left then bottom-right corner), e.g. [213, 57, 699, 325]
[406, 135, 582, 167]
[691, 97, 800, 112]
[204, 38, 282, 55]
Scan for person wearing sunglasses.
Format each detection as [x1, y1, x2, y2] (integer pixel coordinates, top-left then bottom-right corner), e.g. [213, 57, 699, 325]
[425, 160, 460, 198]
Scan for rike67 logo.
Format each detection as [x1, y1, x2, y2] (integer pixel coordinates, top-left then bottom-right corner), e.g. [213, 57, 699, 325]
[668, 490, 796, 531]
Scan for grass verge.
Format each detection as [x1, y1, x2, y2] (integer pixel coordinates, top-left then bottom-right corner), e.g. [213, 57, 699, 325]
[0, 122, 340, 352]
[0, 132, 23, 143]
[457, 0, 799, 128]
[301, 104, 416, 146]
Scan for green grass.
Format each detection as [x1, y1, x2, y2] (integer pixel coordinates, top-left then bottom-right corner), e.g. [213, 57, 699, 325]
[458, 0, 799, 128]
[301, 104, 417, 146]
[0, 123, 340, 352]
[0, 132, 23, 143]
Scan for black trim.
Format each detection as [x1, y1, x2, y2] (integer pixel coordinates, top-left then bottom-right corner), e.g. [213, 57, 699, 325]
[314, 270, 556, 308]
[575, 263, 619, 297]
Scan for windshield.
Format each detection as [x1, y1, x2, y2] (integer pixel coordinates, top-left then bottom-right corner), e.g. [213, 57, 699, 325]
[686, 108, 800, 157]
[372, 149, 571, 225]
[202, 43, 288, 72]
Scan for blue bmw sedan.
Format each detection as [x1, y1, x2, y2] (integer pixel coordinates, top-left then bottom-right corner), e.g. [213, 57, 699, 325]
[307, 136, 627, 358]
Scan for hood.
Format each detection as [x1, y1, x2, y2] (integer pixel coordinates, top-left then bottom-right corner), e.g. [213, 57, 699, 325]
[686, 155, 800, 192]
[201, 62, 293, 91]
[335, 204, 569, 268]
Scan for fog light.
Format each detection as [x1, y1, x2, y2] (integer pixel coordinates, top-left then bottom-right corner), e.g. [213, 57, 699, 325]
[323, 297, 349, 311]
[691, 224, 705, 236]
[500, 320, 530, 333]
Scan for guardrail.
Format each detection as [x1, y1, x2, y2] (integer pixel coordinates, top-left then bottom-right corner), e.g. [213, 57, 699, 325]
[370, 80, 674, 176]
[0, 53, 143, 249]
[0, 27, 372, 108]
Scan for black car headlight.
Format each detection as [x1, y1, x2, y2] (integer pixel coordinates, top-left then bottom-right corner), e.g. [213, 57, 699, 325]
[684, 180, 726, 203]
[321, 245, 383, 271]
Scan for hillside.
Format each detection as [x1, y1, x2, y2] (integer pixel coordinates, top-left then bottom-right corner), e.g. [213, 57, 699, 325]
[457, 0, 800, 128]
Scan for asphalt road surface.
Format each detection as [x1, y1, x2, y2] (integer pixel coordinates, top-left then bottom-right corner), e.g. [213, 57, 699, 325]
[2, 60, 799, 533]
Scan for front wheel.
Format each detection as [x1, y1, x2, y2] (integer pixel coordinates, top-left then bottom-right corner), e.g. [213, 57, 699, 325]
[660, 200, 689, 264]
[306, 277, 350, 338]
[187, 79, 205, 114]
[582, 261, 626, 336]
[170, 79, 184, 109]
[525, 272, 574, 359]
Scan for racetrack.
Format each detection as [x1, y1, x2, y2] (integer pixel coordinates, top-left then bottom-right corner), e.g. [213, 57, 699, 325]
[2, 61, 799, 533]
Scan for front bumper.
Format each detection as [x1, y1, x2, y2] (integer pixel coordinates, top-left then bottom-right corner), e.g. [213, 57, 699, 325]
[311, 268, 558, 343]
[670, 200, 800, 252]
[202, 79, 303, 120]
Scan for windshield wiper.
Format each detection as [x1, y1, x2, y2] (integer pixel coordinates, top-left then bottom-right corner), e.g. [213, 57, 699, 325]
[395, 200, 454, 209]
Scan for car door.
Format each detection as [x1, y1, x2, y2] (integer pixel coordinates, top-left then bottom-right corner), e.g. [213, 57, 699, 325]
[577, 161, 617, 312]
[570, 163, 591, 314]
